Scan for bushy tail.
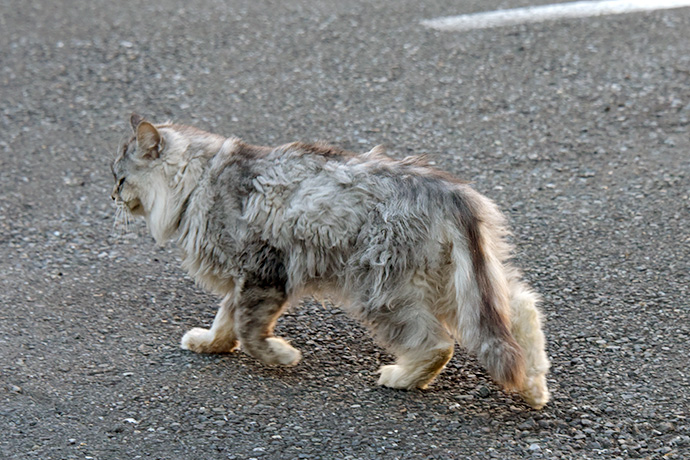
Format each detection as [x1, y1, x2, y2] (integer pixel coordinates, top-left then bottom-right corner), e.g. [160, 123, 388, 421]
[450, 221, 526, 391]
[447, 189, 529, 392]
[448, 186, 550, 408]
[470, 244, 526, 391]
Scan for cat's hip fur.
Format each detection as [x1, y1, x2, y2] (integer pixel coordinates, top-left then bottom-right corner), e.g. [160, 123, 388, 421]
[112, 115, 550, 409]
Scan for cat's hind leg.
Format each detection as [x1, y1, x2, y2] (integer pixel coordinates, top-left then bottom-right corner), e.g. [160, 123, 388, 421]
[374, 307, 455, 390]
[233, 285, 301, 367]
[509, 280, 550, 409]
[181, 294, 239, 353]
[378, 344, 454, 390]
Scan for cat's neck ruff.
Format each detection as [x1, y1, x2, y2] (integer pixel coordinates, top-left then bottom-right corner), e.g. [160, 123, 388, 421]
[208, 137, 242, 172]
[147, 133, 231, 245]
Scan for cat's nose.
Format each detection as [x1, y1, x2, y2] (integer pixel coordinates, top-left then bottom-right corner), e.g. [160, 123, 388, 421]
[111, 184, 119, 201]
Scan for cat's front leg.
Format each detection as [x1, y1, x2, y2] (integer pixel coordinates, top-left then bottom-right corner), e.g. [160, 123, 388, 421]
[181, 295, 239, 353]
[233, 284, 301, 367]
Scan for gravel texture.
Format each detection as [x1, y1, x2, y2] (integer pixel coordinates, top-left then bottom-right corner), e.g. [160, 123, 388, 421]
[1, 0, 689, 459]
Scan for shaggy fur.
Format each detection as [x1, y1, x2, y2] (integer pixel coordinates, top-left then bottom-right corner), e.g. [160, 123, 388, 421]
[111, 114, 550, 409]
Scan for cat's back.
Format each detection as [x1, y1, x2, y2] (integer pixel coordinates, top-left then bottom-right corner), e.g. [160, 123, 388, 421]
[207, 138, 465, 235]
[231, 141, 384, 249]
[183, 137, 476, 287]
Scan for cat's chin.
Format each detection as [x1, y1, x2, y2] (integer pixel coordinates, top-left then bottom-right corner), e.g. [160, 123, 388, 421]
[127, 199, 144, 215]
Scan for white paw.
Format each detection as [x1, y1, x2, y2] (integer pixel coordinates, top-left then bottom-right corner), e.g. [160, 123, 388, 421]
[181, 327, 238, 354]
[377, 364, 413, 389]
[181, 327, 213, 352]
[520, 374, 550, 410]
[266, 337, 302, 366]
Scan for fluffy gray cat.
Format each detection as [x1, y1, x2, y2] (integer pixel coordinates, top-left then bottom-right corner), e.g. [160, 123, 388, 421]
[111, 113, 550, 409]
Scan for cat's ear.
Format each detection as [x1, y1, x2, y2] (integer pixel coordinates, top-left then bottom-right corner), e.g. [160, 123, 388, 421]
[136, 121, 163, 160]
[130, 112, 145, 133]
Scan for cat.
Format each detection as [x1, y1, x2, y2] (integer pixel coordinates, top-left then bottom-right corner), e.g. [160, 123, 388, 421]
[111, 113, 550, 409]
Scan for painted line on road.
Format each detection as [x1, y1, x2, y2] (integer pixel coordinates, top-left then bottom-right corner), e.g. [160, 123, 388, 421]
[421, 0, 690, 31]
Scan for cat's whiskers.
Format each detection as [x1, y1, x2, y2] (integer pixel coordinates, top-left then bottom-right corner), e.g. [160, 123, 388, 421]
[113, 200, 133, 238]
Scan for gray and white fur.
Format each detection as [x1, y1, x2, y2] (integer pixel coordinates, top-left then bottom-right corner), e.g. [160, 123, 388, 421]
[111, 114, 550, 409]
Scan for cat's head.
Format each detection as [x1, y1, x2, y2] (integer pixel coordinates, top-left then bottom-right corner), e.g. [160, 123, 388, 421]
[110, 113, 162, 217]
[110, 113, 223, 243]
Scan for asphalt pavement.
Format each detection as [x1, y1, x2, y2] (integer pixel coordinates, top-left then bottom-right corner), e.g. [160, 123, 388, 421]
[1, 0, 689, 458]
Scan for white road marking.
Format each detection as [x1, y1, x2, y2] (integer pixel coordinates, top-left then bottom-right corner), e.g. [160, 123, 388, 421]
[421, 0, 690, 31]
